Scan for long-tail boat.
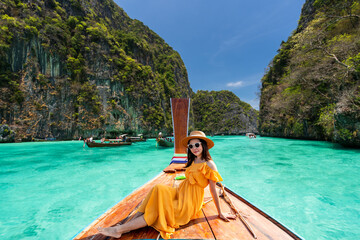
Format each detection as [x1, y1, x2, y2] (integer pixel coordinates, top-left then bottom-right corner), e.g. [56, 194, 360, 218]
[157, 137, 174, 147]
[129, 134, 147, 142]
[86, 139, 132, 148]
[74, 98, 302, 240]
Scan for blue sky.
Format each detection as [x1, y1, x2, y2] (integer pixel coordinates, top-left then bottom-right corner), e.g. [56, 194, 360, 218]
[114, 0, 306, 110]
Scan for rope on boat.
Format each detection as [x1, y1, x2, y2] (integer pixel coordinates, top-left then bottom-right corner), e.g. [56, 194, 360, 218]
[219, 183, 257, 239]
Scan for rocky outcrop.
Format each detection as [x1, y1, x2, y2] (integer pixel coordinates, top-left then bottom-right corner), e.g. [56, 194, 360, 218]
[0, 0, 192, 141]
[0, 125, 15, 143]
[296, 0, 316, 32]
[259, 0, 360, 147]
[334, 98, 360, 147]
[192, 90, 258, 135]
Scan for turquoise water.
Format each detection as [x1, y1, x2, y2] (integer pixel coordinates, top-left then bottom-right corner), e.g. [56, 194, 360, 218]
[0, 137, 359, 240]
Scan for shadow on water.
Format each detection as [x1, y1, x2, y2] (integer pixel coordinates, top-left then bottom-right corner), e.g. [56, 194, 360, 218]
[317, 195, 336, 206]
[0, 170, 18, 175]
[35, 165, 59, 172]
[289, 141, 360, 153]
[288, 142, 334, 149]
[331, 144, 360, 152]
[0, 182, 14, 188]
[23, 224, 43, 237]
[274, 162, 293, 167]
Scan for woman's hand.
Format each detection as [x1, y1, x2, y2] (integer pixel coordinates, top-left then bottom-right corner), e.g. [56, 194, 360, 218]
[218, 212, 237, 222]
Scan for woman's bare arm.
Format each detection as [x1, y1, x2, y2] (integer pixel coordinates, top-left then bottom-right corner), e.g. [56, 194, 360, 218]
[207, 161, 236, 221]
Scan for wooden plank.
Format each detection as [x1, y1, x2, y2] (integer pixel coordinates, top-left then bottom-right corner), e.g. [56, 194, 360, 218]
[202, 186, 252, 239]
[163, 163, 186, 173]
[171, 98, 190, 154]
[201, 185, 300, 240]
[172, 212, 215, 239]
[223, 186, 301, 239]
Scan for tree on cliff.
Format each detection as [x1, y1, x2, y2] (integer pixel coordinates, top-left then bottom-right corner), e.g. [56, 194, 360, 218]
[259, 0, 360, 147]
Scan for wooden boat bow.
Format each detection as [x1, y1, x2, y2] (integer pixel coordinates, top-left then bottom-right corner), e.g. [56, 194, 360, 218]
[73, 98, 302, 240]
[73, 164, 301, 239]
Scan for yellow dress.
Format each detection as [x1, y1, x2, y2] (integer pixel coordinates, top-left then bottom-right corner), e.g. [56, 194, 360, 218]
[137, 161, 223, 239]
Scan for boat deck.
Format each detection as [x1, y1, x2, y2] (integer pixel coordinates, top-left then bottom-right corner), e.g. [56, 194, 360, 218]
[73, 164, 301, 240]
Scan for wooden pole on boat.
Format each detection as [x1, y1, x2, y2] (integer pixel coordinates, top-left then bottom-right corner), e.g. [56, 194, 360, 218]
[171, 98, 190, 154]
[219, 183, 257, 239]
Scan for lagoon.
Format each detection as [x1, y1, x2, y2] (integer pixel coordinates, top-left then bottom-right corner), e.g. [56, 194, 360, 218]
[0, 136, 359, 240]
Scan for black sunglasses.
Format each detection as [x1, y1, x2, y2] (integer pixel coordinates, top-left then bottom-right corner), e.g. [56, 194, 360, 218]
[188, 142, 201, 149]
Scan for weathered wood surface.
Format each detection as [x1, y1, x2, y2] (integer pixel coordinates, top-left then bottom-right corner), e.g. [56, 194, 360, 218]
[163, 163, 186, 173]
[171, 98, 190, 154]
[202, 185, 301, 240]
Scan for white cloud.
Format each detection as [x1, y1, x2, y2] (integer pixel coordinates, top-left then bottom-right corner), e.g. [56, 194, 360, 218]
[225, 73, 262, 89]
[226, 81, 244, 87]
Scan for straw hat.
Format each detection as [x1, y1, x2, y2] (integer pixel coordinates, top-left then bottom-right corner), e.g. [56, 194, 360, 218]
[181, 131, 214, 149]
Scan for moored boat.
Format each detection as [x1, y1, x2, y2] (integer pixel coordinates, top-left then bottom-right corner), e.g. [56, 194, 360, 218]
[74, 98, 301, 239]
[129, 134, 146, 142]
[246, 133, 257, 139]
[86, 139, 132, 148]
[156, 137, 174, 147]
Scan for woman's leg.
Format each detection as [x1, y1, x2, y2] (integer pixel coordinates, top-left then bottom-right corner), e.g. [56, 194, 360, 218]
[130, 211, 143, 220]
[97, 214, 147, 238]
[114, 211, 143, 227]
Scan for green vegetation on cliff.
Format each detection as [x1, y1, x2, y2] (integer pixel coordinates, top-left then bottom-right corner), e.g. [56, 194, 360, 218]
[0, 0, 192, 140]
[193, 90, 258, 135]
[260, 0, 360, 147]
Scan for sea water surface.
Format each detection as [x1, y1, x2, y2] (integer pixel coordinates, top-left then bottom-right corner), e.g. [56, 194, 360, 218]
[0, 136, 359, 240]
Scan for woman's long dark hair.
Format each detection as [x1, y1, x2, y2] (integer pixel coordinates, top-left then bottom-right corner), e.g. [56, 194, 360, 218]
[185, 139, 211, 168]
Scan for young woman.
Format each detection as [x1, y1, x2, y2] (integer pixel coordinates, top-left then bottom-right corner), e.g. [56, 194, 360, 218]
[98, 131, 235, 239]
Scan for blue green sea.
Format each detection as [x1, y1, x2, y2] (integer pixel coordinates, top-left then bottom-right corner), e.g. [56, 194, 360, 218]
[0, 136, 359, 240]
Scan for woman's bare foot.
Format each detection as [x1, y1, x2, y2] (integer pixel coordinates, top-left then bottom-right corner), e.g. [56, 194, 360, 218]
[97, 226, 122, 238]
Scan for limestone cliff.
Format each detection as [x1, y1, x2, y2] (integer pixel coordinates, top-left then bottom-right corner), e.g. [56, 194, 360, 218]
[259, 0, 360, 147]
[0, 0, 192, 140]
[192, 90, 258, 135]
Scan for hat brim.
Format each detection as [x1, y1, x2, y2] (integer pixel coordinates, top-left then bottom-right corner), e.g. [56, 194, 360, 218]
[181, 136, 214, 149]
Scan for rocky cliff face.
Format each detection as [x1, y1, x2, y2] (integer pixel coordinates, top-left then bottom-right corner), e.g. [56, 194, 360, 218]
[192, 90, 258, 135]
[259, 0, 360, 147]
[0, 0, 192, 141]
[296, 0, 316, 32]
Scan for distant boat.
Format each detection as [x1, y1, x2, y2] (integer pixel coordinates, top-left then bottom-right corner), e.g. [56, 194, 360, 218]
[129, 134, 146, 142]
[86, 139, 132, 148]
[157, 137, 174, 147]
[34, 138, 46, 142]
[246, 133, 256, 139]
[34, 137, 56, 142]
